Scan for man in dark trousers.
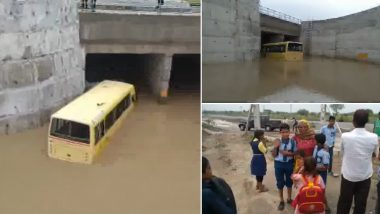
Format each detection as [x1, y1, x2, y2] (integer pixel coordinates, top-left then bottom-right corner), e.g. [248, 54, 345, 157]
[81, 0, 96, 11]
[202, 156, 237, 214]
[156, 0, 164, 9]
[81, 0, 88, 8]
[337, 109, 379, 214]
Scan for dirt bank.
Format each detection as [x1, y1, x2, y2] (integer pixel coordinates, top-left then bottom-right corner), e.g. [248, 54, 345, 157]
[203, 128, 379, 214]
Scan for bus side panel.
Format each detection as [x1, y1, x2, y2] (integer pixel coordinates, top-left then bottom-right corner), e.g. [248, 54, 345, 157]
[93, 102, 136, 159]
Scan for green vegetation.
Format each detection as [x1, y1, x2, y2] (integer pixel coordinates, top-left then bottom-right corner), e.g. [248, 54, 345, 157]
[185, 0, 200, 6]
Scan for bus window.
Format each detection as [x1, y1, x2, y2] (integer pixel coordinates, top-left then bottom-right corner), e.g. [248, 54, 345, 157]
[95, 121, 105, 145]
[112, 108, 117, 121]
[267, 45, 286, 53]
[105, 112, 114, 131]
[50, 118, 90, 144]
[124, 94, 131, 110]
[288, 43, 303, 52]
[116, 101, 124, 119]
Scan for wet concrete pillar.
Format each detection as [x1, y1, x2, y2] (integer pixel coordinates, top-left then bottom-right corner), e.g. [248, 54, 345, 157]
[146, 54, 173, 102]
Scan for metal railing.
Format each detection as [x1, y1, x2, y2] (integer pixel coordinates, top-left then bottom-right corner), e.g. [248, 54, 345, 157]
[259, 5, 302, 24]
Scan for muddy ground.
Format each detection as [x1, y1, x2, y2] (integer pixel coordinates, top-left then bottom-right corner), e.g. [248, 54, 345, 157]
[0, 92, 200, 214]
[202, 119, 379, 214]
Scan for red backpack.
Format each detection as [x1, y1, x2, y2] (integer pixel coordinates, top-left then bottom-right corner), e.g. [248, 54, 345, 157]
[292, 175, 325, 213]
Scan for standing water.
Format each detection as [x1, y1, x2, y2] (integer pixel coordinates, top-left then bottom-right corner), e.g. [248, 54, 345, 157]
[203, 57, 380, 102]
[0, 93, 200, 213]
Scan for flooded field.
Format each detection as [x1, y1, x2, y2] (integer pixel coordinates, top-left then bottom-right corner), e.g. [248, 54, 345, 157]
[0, 92, 200, 214]
[202, 57, 380, 102]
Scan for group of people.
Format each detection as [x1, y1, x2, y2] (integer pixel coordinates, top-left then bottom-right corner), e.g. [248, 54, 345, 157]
[202, 110, 380, 214]
[80, 0, 97, 11]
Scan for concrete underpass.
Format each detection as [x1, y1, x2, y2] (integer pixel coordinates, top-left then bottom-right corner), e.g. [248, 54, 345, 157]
[170, 54, 200, 91]
[85, 53, 200, 94]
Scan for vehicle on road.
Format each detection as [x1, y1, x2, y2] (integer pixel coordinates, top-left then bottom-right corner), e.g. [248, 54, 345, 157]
[238, 115, 282, 131]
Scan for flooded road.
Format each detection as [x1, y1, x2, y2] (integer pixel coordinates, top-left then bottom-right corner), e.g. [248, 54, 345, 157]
[203, 57, 380, 102]
[0, 92, 200, 214]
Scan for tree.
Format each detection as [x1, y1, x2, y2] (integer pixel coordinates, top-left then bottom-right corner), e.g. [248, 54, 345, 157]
[263, 109, 272, 115]
[297, 109, 309, 116]
[330, 104, 344, 115]
[365, 109, 374, 116]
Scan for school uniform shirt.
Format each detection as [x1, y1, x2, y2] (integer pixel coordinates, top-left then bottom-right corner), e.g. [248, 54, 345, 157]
[320, 125, 336, 148]
[341, 128, 379, 182]
[274, 138, 297, 162]
[312, 146, 330, 169]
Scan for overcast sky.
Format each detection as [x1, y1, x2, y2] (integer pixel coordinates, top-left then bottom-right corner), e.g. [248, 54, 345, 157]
[260, 0, 380, 20]
[202, 104, 380, 114]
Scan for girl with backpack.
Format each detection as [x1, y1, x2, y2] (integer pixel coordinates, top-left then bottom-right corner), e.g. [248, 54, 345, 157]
[291, 156, 326, 214]
[250, 130, 269, 193]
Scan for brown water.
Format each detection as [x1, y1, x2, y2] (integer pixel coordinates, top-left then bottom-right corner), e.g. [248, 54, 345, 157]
[203, 57, 380, 102]
[0, 92, 200, 214]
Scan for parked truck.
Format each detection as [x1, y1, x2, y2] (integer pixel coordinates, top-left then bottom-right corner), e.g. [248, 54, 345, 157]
[238, 115, 282, 131]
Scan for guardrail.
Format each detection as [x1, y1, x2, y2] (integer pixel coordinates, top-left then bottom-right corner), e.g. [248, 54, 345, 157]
[259, 5, 302, 24]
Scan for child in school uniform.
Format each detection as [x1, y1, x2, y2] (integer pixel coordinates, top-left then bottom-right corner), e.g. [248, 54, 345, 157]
[250, 130, 268, 192]
[313, 134, 330, 185]
[313, 133, 331, 213]
[272, 123, 297, 211]
[292, 157, 326, 214]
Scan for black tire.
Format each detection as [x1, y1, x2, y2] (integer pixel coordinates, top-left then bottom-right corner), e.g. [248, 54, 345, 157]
[239, 125, 245, 131]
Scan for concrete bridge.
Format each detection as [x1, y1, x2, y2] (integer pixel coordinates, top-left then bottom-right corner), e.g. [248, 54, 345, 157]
[203, 0, 302, 63]
[79, 9, 200, 98]
[0, 0, 200, 134]
[260, 6, 301, 44]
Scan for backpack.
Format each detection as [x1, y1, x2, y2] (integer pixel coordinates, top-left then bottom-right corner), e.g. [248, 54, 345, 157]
[293, 175, 325, 213]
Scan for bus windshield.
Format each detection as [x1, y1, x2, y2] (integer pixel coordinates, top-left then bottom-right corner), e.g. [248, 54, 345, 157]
[265, 45, 286, 53]
[50, 118, 90, 144]
[288, 43, 303, 52]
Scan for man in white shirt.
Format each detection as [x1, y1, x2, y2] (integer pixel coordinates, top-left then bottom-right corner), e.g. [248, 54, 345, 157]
[337, 109, 379, 214]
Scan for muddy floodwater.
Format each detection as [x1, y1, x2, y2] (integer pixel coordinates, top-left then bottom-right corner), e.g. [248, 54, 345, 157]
[0, 92, 200, 214]
[203, 57, 380, 102]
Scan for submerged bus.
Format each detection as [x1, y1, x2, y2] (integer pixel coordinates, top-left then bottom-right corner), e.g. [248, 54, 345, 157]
[48, 80, 136, 164]
[262, 41, 303, 61]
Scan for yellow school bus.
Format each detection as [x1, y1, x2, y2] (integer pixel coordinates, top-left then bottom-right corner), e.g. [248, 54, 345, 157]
[262, 41, 303, 61]
[48, 80, 136, 164]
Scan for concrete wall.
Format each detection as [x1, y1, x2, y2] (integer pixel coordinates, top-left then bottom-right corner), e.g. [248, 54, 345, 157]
[0, 1, 84, 134]
[203, 0, 261, 63]
[79, 12, 200, 55]
[301, 6, 380, 63]
[260, 14, 301, 37]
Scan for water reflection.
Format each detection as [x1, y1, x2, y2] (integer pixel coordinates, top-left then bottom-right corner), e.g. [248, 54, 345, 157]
[202, 57, 380, 102]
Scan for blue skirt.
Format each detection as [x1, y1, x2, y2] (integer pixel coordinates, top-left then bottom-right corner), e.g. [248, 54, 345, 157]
[250, 155, 267, 176]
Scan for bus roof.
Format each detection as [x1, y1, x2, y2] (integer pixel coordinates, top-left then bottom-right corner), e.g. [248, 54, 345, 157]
[51, 80, 134, 126]
[263, 41, 302, 46]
